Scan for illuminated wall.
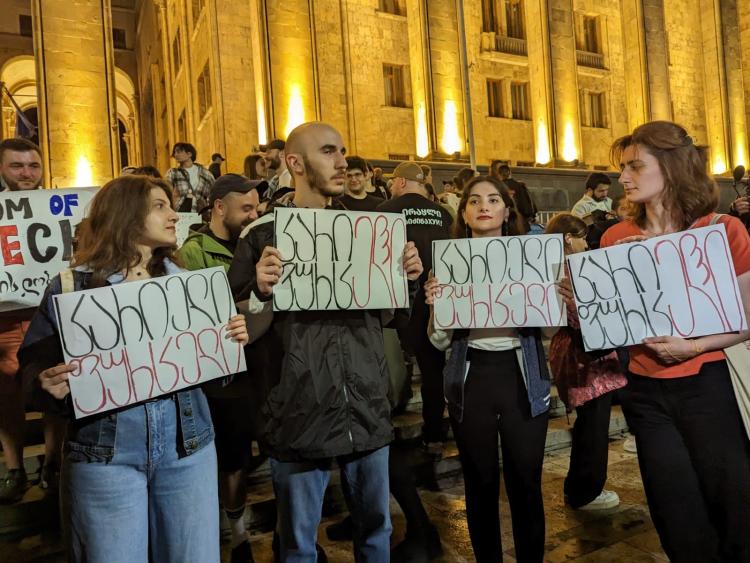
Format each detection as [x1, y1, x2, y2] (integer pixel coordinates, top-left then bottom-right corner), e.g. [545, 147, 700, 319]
[32, 0, 118, 187]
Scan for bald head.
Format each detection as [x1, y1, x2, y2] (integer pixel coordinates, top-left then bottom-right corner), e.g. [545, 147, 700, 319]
[285, 122, 348, 202]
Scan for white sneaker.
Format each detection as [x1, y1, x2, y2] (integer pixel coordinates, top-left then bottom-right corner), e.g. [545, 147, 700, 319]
[623, 434, 637, 454]
[577, 489, 620, 511]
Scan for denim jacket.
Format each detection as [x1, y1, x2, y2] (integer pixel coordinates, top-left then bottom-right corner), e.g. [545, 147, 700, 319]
[18, 260, 214, 462]
[442, 328, 551, 422]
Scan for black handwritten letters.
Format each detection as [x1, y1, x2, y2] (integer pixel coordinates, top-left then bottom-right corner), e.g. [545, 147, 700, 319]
[567, 225, 747, 351]
[273, 208, 409, 311]
[432, 234, 566, 329]
[53, 267, 246, 418]
[0, 188, 96, 312]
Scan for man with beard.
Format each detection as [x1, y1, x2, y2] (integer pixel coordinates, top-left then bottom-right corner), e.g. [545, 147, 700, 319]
[178, 173, 262, 563]
[0, 137, 43, 191]
[263, 139, 292, 201]
[229, 122, 423, 562]
[572, 172, 613, 219]
[0, 139, 66, 503]
[337, 156, 382, 211]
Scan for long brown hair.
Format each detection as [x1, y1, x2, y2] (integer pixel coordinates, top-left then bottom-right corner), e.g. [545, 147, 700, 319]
[544, 213, 587, 248]
[610, 121, 718, 229]
[453, 176, 527, 238]
[73, 175, 179, 286]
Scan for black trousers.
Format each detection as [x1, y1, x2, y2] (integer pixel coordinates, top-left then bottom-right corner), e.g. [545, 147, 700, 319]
[564, 390, 613, 508]
[402, 297, 447, 443]
[621, 361, 750, 562]
[451, 348, 548, 563]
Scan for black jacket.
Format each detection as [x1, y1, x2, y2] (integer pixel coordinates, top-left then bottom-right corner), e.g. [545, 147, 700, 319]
[228, 211, 416, 461]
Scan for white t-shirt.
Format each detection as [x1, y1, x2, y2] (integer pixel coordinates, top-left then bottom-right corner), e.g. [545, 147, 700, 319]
[185, 164, 200, 190]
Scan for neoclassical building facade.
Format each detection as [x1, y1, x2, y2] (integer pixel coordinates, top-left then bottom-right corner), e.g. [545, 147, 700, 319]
[1, 0, 750, 187]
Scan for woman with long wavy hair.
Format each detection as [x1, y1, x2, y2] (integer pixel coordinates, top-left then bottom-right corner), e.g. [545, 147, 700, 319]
[18, 175, 249, 563]
[424, 176, 550, 562]
[598, 121, 750, 561]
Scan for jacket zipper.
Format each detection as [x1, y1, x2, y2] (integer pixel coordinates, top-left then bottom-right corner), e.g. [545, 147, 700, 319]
[337, 328, 354, 446]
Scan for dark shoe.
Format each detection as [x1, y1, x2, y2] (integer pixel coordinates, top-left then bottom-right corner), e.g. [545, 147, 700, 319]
[272, 532, 328, 562]
[325, 515, 353, 541]
[0, 469, 28, 504]
[230, 540, 254, 563]
[391, 524, 443, 562]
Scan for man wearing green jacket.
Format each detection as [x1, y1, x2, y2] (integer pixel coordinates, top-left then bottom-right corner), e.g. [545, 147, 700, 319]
[178, 173, 263, 563]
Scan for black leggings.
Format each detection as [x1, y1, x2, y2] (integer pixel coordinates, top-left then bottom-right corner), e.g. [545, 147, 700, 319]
[564, 390, 613, 508]
[451, 348, 548, 563]
[621, 361, 750, 562]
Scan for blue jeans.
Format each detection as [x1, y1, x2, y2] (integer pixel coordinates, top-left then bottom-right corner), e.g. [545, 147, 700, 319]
[271, 446, 392, 562]
[61, 397, 220, 563]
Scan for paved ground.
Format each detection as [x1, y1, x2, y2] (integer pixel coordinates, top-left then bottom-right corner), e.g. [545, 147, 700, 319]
[5, 437, 666, 562]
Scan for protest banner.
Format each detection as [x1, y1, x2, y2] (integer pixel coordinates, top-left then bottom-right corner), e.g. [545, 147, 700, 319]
[176, 212, 201, 247]
[567, 224, 747, 351]
[53, 266, 246, 418]
[273, 208, 409, 311]
[432, 234, 567, 329]
[0, 188, 96, 312]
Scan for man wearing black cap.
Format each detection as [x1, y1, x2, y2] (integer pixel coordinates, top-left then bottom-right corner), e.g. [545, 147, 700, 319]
[209, 152, 225, 179]
[178, 173, 264, 563]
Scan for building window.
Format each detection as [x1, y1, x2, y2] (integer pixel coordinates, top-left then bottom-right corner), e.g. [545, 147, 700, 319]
[172, 29, 182, 74]
[177, 110, 187, 141]
[383, 64, 410, 108]
[487, 79, 504, 118]
[505, 0, 525, 40]
[192, 0, 205, 27]
[379, 0, 405, 16]
[482, 0, 497, 33]
[197, 62, 212, 121]
[112, 28, 127, 49]
[510, 82, 530, 121]
[581, 91, 608, 128]
[577, 15, 601, 53]
[19, 15, 32, 37]
[482, 1, 525, 38]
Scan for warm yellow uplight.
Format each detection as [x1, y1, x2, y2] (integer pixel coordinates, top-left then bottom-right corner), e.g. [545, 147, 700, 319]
[257, 99, 268, 146]
[284, 85, 306, 138]
[562, 122, 578, 162]
[535, 121, 551, 165]
[74, 155, 93, 187]
[441, 100, 462, 155]
[712, 155, 728, 175]
[734, 141, 747, 170]
[416, 103, 429, 158]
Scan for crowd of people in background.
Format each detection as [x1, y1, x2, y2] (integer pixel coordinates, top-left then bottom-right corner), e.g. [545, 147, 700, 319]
[1, 118, 750, 563]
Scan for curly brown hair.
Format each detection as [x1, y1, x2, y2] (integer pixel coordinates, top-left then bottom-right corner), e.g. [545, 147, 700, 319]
[610, 121, 718, 230]
[453, 176, 527, 238]
[72, 175, 180, 286]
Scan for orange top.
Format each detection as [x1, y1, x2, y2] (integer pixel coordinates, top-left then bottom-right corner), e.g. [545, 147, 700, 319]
[599, 213, 750, 378]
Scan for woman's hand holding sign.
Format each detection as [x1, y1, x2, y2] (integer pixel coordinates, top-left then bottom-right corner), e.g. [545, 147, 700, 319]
[403, 242, 423, 282]
[39, 363, 76, 400]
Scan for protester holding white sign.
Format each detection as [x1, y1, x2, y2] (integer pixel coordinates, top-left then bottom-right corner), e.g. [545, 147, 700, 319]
[431, 233, 566, 329]
[18, 175, 248, 563]
[273, 207, 409, 311]
[594, 121, 750, 562]
[424, 176, 551, 562]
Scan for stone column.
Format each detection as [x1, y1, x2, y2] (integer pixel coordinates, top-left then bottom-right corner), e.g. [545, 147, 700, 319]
[718, 0, 748, 170]
[405, 0, 434, 158]
[548, 0, 581, 163]
[698, 0, 730, 174]
[525, 0, 553, 164]
[32, 0, 119, 187]
[620, 0, 649, 130]
[642, 0, 672, 121]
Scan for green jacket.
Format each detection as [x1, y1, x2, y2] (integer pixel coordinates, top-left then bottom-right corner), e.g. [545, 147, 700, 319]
[178, 229, 233, 272]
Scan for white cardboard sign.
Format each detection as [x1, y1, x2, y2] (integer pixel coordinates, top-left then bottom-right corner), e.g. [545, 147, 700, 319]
[272, 208, 410, 311]
[53, 267, 246, 418]
[432, 234, 567, 329]
[567, 224, 748, 351]
[176, 212, 201, 247]
[0, 188, 96, 311]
